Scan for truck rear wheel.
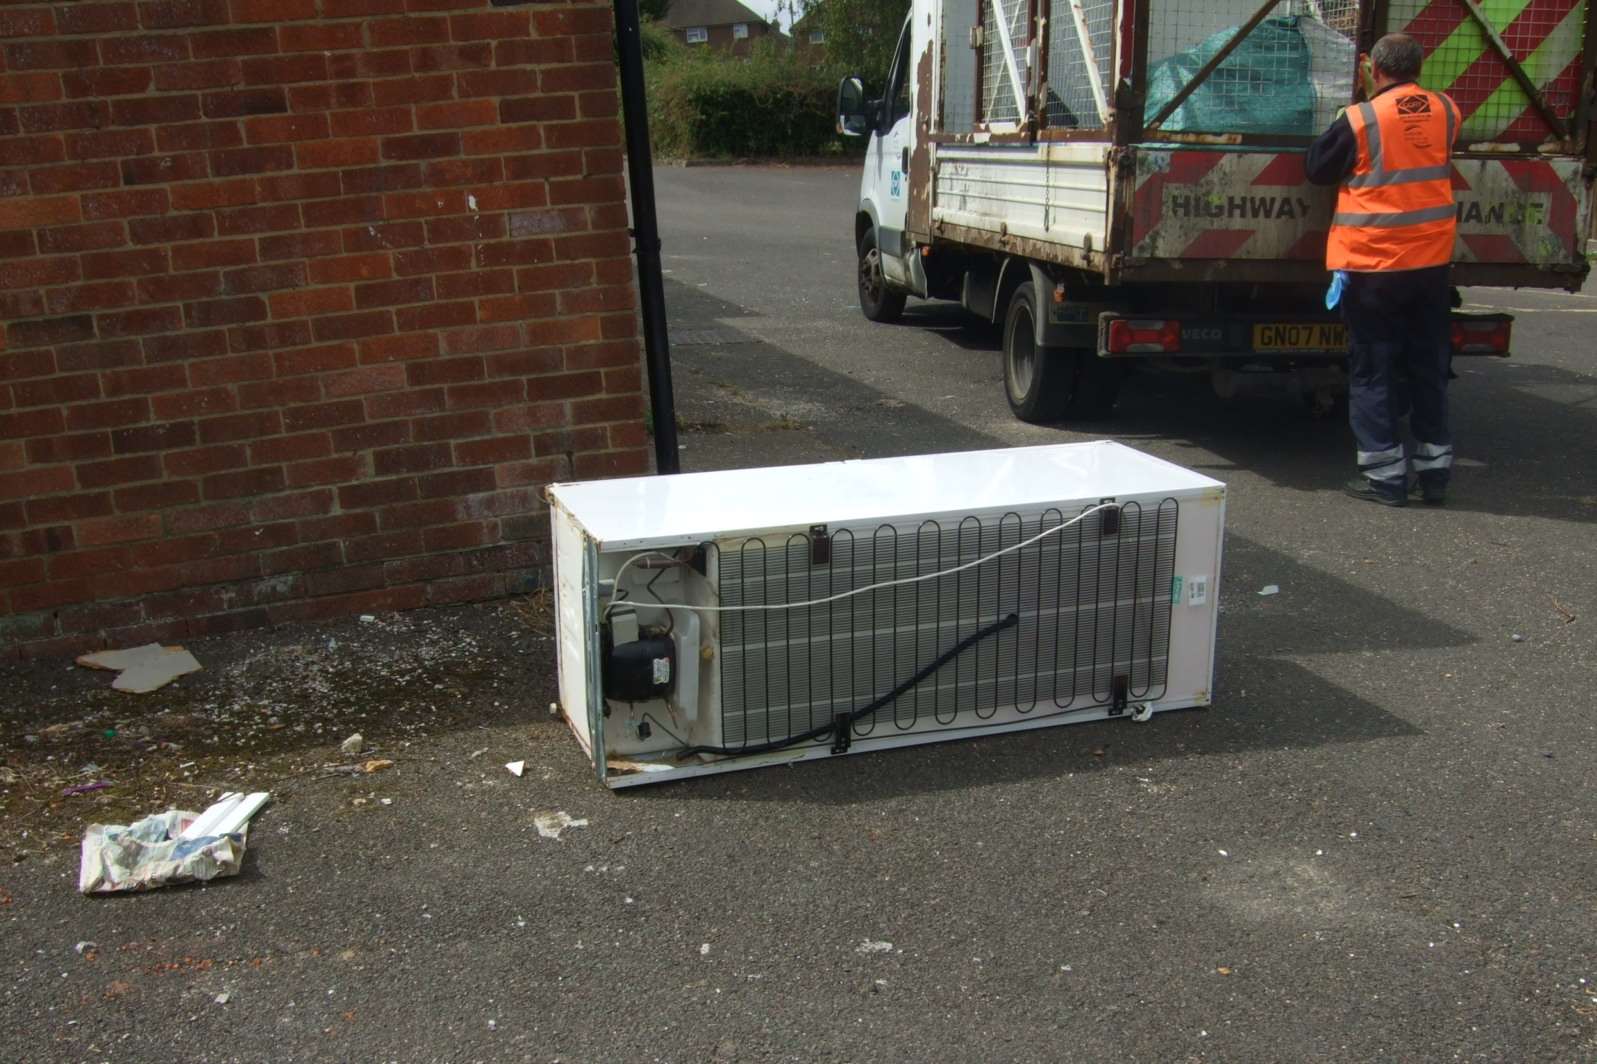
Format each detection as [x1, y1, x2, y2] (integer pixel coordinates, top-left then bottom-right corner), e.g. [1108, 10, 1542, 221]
[1002, 282, 1120, 424]
[857, 227, 907, 323]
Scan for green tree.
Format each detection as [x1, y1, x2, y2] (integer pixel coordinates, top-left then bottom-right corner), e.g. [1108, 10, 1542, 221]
[812, 0, 907, 78]
[639, 0, 671, 21]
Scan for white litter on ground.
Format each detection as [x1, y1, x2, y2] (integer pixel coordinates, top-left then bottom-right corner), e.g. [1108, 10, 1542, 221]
[856, 940, 894, 954]
[505, 761, 525, 777]
[76, 644, 202, 693]
[1257, 585, 1280, 596]
[533, 810, 587, 840]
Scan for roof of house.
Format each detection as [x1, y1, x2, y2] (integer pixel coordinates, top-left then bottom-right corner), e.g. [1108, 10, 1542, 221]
[661, 0, 768, 30]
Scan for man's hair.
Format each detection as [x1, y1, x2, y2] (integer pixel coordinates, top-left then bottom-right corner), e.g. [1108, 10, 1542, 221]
[1371, 33, 1425, 81]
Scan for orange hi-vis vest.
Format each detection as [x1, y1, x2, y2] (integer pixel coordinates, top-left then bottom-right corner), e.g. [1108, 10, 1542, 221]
[1325, 85, 1459, 272]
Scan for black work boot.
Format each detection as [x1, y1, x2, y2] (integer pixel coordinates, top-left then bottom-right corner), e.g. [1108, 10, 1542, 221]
[1408, 471, 1448, 506]
[1344, 476, 1407, 507]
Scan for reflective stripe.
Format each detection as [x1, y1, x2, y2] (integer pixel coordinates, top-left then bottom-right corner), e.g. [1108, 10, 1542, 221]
[1411, 442, 1454, 472]
[1332, 203, 1458, 228]
[1357, 101, 1380, 171]
[1357, 446, 1406, 481]
[1344, 164, 1453, 188]
[1439, 93, 1457, 148]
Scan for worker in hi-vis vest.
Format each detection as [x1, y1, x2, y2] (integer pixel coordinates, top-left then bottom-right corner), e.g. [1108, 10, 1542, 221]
[1307, 33, 1459, 508]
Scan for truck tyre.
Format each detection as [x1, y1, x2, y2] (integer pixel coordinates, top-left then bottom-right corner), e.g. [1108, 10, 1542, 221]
[1002, 282, 1120, 423]
[858, 227, 907, 323]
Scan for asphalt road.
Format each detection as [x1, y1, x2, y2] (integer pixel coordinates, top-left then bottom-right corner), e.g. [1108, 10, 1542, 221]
[4, 165, 1596, 1063]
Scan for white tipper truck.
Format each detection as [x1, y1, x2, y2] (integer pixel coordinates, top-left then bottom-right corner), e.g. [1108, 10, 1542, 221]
[837, 0, 1593, 422]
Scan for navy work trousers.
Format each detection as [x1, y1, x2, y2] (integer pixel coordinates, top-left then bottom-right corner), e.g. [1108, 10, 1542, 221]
[1340, 264, 1454, 485]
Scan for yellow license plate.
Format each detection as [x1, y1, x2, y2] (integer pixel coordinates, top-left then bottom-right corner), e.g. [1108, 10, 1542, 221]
[1253, 323, 1347, 352]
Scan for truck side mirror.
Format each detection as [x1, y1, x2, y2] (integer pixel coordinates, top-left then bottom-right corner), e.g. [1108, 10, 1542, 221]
[837, 75, 869, 136]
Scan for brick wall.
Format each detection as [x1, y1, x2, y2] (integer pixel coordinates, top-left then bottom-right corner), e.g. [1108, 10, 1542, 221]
[0, 0, 649, 659]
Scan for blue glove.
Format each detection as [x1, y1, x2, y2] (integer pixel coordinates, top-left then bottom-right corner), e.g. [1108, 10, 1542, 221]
[1324, 269, 1348, 310]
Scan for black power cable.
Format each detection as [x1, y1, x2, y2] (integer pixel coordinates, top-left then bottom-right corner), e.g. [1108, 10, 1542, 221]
[676, 612, 1021, 760]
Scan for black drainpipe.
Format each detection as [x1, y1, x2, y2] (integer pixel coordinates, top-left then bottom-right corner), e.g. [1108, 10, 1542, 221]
[611, 0, 680, 475]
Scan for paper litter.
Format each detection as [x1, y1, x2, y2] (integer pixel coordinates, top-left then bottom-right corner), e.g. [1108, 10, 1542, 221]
[76, 644, 202, 694]
[78, 792, 269, 895]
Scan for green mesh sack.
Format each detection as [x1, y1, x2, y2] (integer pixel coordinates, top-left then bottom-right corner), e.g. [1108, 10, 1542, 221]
[1145, 16, 1316, 136]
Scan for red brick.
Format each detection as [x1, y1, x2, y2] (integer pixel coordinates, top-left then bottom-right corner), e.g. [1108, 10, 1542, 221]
[203, 465, 284, 499]
[237, 375, 320, 408]
[137, 270, 223, 303]
[296, 137, 379, 169]
[198, 408, 279, 443]
[456, 67, 537, 98]
[287, 81, 373, 112]
[494, 37, 571, 66]
[151, 386, 234, 419]
[394, 300, 474, 332]
[381, 188, 467, 219]
[308, 252, 390, 284]
[461, 124, 541, 157]
[228, 319, 310, 351]
[57, 3, 139, 34]
[139, 0, 229, 30]
[214, 202, 299, 235]
[447, 379, 524, 410]
[329, 106, 411, 138]
[4, 133, 67, 166]
[344, 528, 422, 563]
[278, 22, 363, 52]
[8, 314, 95, 349]
[259, 540, 342, 577]
[411, 409, 490, 442]
[426, 214, 503, 245]
[240, 53, 326, 85]
[80, 246, 168, 281]
[121, 152, 210, 186]
[410, 43, 491, 73]
[0, 72, 64, 104]
[503, 149, 583, 182]
[369, 15, 448, 46]
[342, 220, 423, 252]
[492, 402, 565, 433]
[394, 244, 471, 276]
[5, 39, 98, 71]
[272, 394, 356, 431]
[381, 131, 459, 161]
[322, 363, 405, 398]
[46, 280, 138, 314]
[545, 119, 621, 150]
[301, 194, 382, 227]
[364, 387, 444, 419]
[310, 309, 392, 342]
[478, 292, 559, 324]
[255, 170, 343, 202]
[114, 479, 201, 512]
[12, 371, 100, 408]
[486, 347, 561, 378]
[356, 332, 436, 364]
[338, 162, 423, 195]
[249, 486, 331, 521]
[56, 338, 142, 373]
[245, 112, 329, 144]
[188, 351, 271, 386]
[170, 237, 256, 271]
[0, 348, 56, 384]
[101, 34, 189, 65]
[414, 98, 496, 131]
[0, 254, 80, 289]
[191, 27, 277, 59]
[76, 453, 161, 489]
[211, 145, 295, 176]
[285, 453, 364, 488]
[449, 10, 527, 39]
[82, 188, 170, 220]
[76, 513, 163, 546]
[406, 354, 482, 387]
[110, 94, 202, 127]
[143, 328, 229, 362]
[155, 119, 242, 151]
[331, 418, 408, 452]
[163, 443, 247, 476]
[101, 363, 189, 397]
[0, 193, 77, 229]
[233, 0, 315, 21]
[354, 275, 433, 309]
[259, 230, 341, 262]
[163, 60, 248, 93]
[186, 295, 266, 328]
[270, 286, 353, 319]
[129, 213, 214, 245]
[454, 434, 531, 467]
[110, 421, 196, 454]
[500, 95, 575, 125]
[222, 261, 306, 294]
[0, 467, 73, 504]
[371, 73, 452, 107]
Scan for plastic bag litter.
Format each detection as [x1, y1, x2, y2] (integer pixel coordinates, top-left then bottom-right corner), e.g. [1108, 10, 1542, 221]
[79, 810, 247, 895]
